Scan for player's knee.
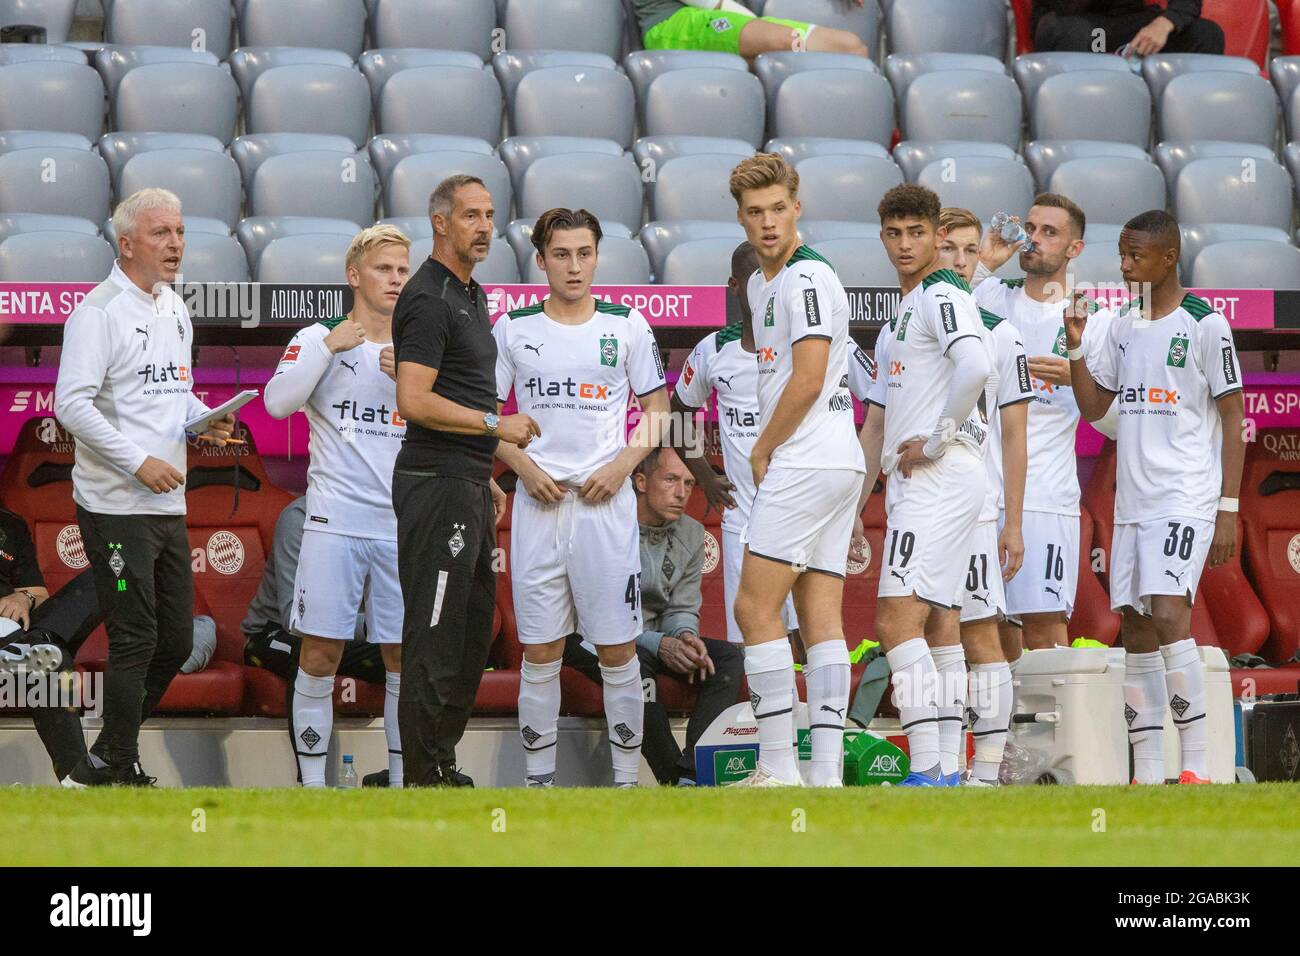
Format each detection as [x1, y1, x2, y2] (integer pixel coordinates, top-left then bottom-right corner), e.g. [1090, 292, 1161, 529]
[299, 640, 342, 677]
[1149, 601, 1188, 642]
[523, 639, 565, 666]
[596, 641, 636, 669]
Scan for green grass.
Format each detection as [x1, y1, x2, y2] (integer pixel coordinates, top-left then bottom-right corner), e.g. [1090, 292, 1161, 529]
[6, 784, 1298, 866]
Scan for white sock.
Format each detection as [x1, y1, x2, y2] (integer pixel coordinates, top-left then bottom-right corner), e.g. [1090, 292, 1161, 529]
[1006, 652, 1021, 675]
[600, 656, 644, 786]
[1161, 638, 1207, 779]
[1125, 650, 1167, 784]
[292, 668, 334, 788]
[930, 644, 967, 778]
[744, 640, 798, 781]
[384, 670, 403, 788]
[886, 638, 941, 777]
[518, 658, 562, 781]
[969, 662, 1012, 782]
[804, 641, 850, 786]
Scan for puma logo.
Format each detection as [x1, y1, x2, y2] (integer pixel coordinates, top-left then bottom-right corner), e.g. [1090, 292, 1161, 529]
[1044, 585, 1062, 600]
[890, 569, 912, 585]
[972, 592, 990, 606]
[135, 326, 149, 351]
[716, 375, 734, 388]
[1118, 342, 1128, 355]
[523, 343, 543, 356]
[339, 359, 357, 374]
[1165, 569, 1186, 586]
[799, 273, 814, 282]
[819, 704, 845, 717]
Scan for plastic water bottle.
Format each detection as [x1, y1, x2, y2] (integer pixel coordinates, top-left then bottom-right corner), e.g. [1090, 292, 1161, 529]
[341, 754, 359, 789]
[989, 212, 1035, 255]
[1114, 43, 1144, 73]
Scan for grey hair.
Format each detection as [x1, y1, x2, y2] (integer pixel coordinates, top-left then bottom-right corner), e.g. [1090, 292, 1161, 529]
[112, 188, 182, 242]
[428, 174, 486, 221]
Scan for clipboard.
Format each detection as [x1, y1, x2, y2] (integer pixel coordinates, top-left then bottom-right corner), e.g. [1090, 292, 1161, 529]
[183, 389, 259, 434]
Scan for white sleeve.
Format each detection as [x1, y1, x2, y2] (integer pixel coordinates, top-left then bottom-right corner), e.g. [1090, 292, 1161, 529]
[492, 314, 515, 404]
[1196, 312, 1243, 399]
[846, 343, 877, 403]
[626, 309, 667, 398]
[263, 327, 331, 420]
[996, 327, 1034, 408]
[1088, 312, 1122, 394]
[674, 337, 712, 411]
[866, 331, 889, 408]
[783, 264, 838, 345]
[53, 307, 149, 478]
[925, 286, 984, 354]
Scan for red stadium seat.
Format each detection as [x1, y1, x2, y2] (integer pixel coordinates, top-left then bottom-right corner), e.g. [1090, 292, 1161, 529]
[1070, 505, 1122, 645]
[1198, 0, 1270, 68]
[1231, 665, 1300, 697]
[1241, 428, 1300, 663]
[1282, 0, 1300, 56]
[1010, 0, 1035, 53]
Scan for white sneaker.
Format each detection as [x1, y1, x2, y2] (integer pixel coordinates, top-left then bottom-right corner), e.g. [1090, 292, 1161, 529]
[728, 765, 803, 788]
[962, 776, 998, 787]
[525, 774, 555, 788]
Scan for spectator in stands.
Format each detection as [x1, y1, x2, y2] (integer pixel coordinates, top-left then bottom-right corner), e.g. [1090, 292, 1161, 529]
[1033, 1, 1225, 55]
[53, 188, 235, 788]
[634, 0, 871, 59]
[565, 448, 744, 785]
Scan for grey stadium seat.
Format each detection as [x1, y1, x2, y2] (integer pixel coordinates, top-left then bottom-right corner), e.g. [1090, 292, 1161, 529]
[494, 50, 618, 104]
[883, 52, 1006, 106]
[0, 130, 92, 155]
[470, 240, 521, 284]
[247, 64, 371, 148]
[0, 0, 77, 44]
[503, 0, 624, 59]
[661, 237, 742, 286]
[811, 238, 896, 286]
[511, 66, 635, 149]
[118, 149, 242, 229]
[237, 216, 363, 274]
[1024, 140, 1153, 192]
[94, 45, 219, 97]
[360, 49, 485, 109]
[517, 152, 642, 229]
[795, 155, 904, 222]
[229, 47, 356, 103]
[384, 151, 512, 222]
[1032, 71, 1152, 148]
[102, 215, 230, 249]
[893, 140, 1021, 183]
[1012, 52, 1132, 109]
[0, 148, 111, 220]
[887, 0, 1007, 58]
[650, 154, 741, 223]
[1047, 158, 1166, 231]
[371, 0, 496, 60]
[251, 151, 377, 226]
[1160, 72, 1278, 148]
[1067, 242, 1125, 289]
[105, 0, 234, 60]
[754, 52, 879, 125]
[799, 221, 881, 243]
[1173, 157, 1293, 232]
[763, 0, 881, 49]
[231, 133, 360, 190]
[0, 43, 85, 65]
[499, 136, 625, 195]
[507, 216, 634, 274]
[522, 235, 649, 284]
[113, 62, 239, 144]
[639, 220, 745, 280]
[239, 0, 367, 59]
[903, 70, 1022, 150]
[1191, 240, 1300, 290]
[1155, 141, 1277, 189]
[0, 213, 98, 244]
[624, 50, 746, 111]
[917, 156, 1034, 228]
[381, 217, 433, 240]
[643, 68, 766, 149]
[1178, 224, 1292, 280]
[1283, 142, 1300, 200]
[0, 62, 103, 142]
[773, 69, 895, 147]
[369, 133, 494, 191]
[1143, 53, 1261, 105]
[764, 137, 890, 164]
[98, 132, 225, 188]
[256, 233, 354, 284]
[633, 136, 753, 174]
[1270, 55, 1300, 115]
[0, 232, 115, 282]
[378, 66, 503, 143]
[175, 232, 250, 283]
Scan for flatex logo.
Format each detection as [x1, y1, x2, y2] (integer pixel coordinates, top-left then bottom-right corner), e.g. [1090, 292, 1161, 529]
[49, 886, 151, 936]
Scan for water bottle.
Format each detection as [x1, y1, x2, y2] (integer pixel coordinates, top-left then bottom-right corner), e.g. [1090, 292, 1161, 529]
[341, 754, 359, 789]
[1114, 43, 1144, 73]
[989, 212, 1035, 255]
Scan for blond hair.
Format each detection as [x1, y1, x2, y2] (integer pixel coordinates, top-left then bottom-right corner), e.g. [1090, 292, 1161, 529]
[345, 224, 410, 273]
[111, 188, 181, 243]
[729, 152, 799, 205]
[940, 207, 982, 237]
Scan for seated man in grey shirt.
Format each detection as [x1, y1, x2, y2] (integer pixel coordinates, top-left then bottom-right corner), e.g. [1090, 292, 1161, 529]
[565, 448, 743, 785]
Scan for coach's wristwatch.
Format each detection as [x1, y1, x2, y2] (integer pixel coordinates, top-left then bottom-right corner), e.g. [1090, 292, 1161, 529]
[483, 412, 500, 435]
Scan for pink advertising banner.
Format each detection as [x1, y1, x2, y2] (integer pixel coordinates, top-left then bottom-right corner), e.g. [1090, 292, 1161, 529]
[1085, 287, 1277, 330]
[481, 284, 727, 328]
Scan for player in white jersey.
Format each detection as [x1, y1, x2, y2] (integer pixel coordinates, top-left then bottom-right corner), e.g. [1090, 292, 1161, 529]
[972, 193, 1116, 660]
[263, 225, 411, 788]
[493, 208, 669, 787]
[1067, 210, 1245, 785]
[723, 154, 865, 788]
[854, 185, 991, 786]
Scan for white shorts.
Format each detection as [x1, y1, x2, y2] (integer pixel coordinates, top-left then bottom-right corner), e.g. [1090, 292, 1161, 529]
[1001, 509, 1079, 621]
[723, 526, 797, 643]
[958, 520, 1007, 623]
[743, 466, 864, 579]
[1109, 516, 1214, 617]
[289, 529, 403, 643]
[510, 482, 642, 646]
[878, 444, 985, 608]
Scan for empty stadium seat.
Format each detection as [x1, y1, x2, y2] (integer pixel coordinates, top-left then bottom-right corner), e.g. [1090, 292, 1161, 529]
[173, 232, 250, 283]
[119, 149, 242, 229]
[624, 49, 746, 113]
[1032, 71, 1152, 148]
[239, 0, 367, 59]
[113, 62, 239, 144]
[237, 216, 362, 274]
[1047, 157, 1167, 231]
[228, 46, 356, 103]
[1270, 54, 1300, 115]
[250, 151, 377, 226]
[661, 236, 741, 285]
[494, 49, 618, 103]
[101, 215, 231, 250]
[511, 66, 635, 148]
[903, 70, 1023, 150]
[473, 239, 521, 283]
[883, 51, 1006, 105]
[257, 232, 352, 283]
[1153, 140, 1275, 189]
[246, 64, 372, 148]
[371, 0, 496, 59]
[632, 135, 753, 174]
[1159, 72, 1279, 149]
[764, 137, 889, 164]
[1191, 240, 1300, 289]
[886, 0, 1007, 57]
[97, 132, 224, 190]
[0, 212, 98, 244]
[0, 147, 110, 220]
[230, 132, 360, 191]
[1067, 241, 1125, 288]
[1178, 223, 1293, 280]
[1201, 0, 1269, 68]
[649, 154, 739, 223]
[1241, 427, 1300, 662]
[795, 154, 903, 222]
[1174, 157, 1293, 232]
[0, 42, 85, 65]
[382, 216, 433, 241]
[106, 0, 233, 59]
[0, 130, 92, 154]
[754, 51, 879, 121]
[377, 65, 503, 143]
[499, 135, 625, 194]
[517, 152, 641, 230]
[384, 150, 511, 221]
[521, 235, 648, 283]
[0, 61, 102, 141]
[503, 0, 624, 59]
[917, 156, 1034, 228]
[763, 0, 881, 50]
[1142, 52, 1261, 105]
[94, 45, 219, 97]
[799, 220, 881, 243]
[643, 68, 765, 149]
[810, 237, 896, 285]
[639, 220, 745, 280]
[0, 0, 76, 43]
[1014, 51, 1136, 108]
[368, 132, 495, 194]
[0, 231, 115, 281]
[359, 48, 485, 108]
[894, 139, 1021, 183]
[772, 68, 895, 146]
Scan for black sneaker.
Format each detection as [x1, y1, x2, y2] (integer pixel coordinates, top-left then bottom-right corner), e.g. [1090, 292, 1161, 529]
[120, 762, 157, 787]
[437, 764, 474, 787]
[362, 769, 390, 788]
[61, 756, 154, 788]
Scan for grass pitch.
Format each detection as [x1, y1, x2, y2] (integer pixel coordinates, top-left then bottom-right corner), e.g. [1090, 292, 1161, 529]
[6, 784, 1298, 866]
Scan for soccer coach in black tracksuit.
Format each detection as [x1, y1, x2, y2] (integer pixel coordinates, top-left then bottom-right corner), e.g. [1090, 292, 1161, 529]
[392, 174, 539, 787]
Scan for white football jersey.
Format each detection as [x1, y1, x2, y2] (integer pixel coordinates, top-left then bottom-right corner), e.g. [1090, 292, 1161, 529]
[494, 299, 666, 487]
[979, 308, 1035, 522]
[1088, 294, 1242, 524]
[747, 245, 865, 473]
[267, 322, 404, 540]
